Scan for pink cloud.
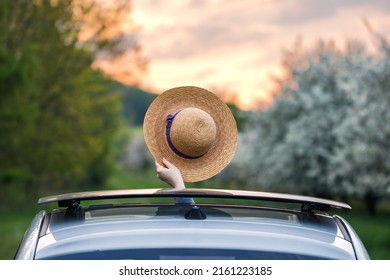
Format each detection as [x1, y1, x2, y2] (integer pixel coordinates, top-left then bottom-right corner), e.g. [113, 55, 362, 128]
[129, 0, 390, 109]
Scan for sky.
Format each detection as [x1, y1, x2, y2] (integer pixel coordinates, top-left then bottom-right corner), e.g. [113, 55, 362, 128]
[125, 0, 390, 109]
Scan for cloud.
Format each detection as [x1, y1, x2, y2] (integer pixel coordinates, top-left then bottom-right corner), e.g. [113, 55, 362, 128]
[143, 24, 271, 60]
[271, 0, 390, 25]
[136, 0, 276, 60]
[137, 0, 390, 61]
[130, 0, 390, 109]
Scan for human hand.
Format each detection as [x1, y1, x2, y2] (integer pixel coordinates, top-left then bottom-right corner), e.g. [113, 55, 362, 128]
[155, 158, 185, 189]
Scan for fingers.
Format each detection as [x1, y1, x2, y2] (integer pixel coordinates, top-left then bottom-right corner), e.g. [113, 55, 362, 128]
[162, 157, 174, 168]
[155, 160, 164, 171]
[156, 158, 175, 171]
[155, 160, 166, 180]
[155, 157, 184, 189]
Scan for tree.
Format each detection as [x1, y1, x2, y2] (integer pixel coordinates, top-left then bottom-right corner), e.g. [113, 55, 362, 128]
[117, 85, 156, 126]
[0, 0, 146, 207]
[233, 37, 390, 214]
[328, 35, 390, 215]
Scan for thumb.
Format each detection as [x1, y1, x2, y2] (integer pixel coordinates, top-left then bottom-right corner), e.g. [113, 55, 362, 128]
[155, 160, 166, 172]
[162, 157, 174, 169]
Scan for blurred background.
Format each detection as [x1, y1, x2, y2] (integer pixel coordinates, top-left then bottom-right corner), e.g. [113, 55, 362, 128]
[1, 0, 389, 259]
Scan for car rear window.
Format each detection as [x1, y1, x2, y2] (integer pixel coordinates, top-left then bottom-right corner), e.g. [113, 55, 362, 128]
[38, 248, 329, 260]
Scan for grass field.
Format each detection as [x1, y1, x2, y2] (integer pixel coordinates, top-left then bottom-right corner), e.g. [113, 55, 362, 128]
[1, 167, 389, 260]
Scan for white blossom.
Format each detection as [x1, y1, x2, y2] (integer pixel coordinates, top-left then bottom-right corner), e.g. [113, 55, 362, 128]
[233, 37, 390, 204]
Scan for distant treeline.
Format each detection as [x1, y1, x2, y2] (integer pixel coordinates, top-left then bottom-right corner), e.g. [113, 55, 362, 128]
[117, 85, 249, 130]
[118, 86, 156, 126]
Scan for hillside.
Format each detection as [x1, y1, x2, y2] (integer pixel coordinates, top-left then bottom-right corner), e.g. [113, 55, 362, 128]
[115, 84, 157, 126]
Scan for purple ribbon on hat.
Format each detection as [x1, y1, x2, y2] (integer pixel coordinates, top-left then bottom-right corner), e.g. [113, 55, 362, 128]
[165, 111, 202, 159]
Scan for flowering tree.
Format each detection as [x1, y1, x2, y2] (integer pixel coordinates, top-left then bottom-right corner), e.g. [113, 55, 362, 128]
[233, 36, 390, 214]
[328, 36, 390, 214]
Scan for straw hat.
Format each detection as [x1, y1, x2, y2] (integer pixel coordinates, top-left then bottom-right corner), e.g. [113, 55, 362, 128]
[143, 86, 238, 182]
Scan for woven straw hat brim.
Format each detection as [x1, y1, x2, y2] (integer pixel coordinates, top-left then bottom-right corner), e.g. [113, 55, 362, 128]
[143, 86, 238, 182]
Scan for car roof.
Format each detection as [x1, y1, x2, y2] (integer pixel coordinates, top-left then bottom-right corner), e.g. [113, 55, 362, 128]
[34, 196, 356, 260]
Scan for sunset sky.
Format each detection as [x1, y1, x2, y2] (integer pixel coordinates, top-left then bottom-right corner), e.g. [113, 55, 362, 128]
[127, 0, 390, 109]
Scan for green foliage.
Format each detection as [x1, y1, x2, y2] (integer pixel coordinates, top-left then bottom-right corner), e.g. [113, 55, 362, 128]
[0, 211, 37, 259]
[227, 103, 250, 131]
[0, 0, 143, 208]
[116, 85, 156, 126]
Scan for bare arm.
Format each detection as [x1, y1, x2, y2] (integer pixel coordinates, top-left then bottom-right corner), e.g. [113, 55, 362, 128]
[155, 158, 194, 204]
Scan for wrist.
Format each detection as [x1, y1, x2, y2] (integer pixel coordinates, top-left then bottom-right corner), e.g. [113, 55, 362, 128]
[172, 181, 186, 190]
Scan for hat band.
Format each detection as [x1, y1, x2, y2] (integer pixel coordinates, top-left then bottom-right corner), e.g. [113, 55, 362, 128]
[166, 111, 204, 159]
